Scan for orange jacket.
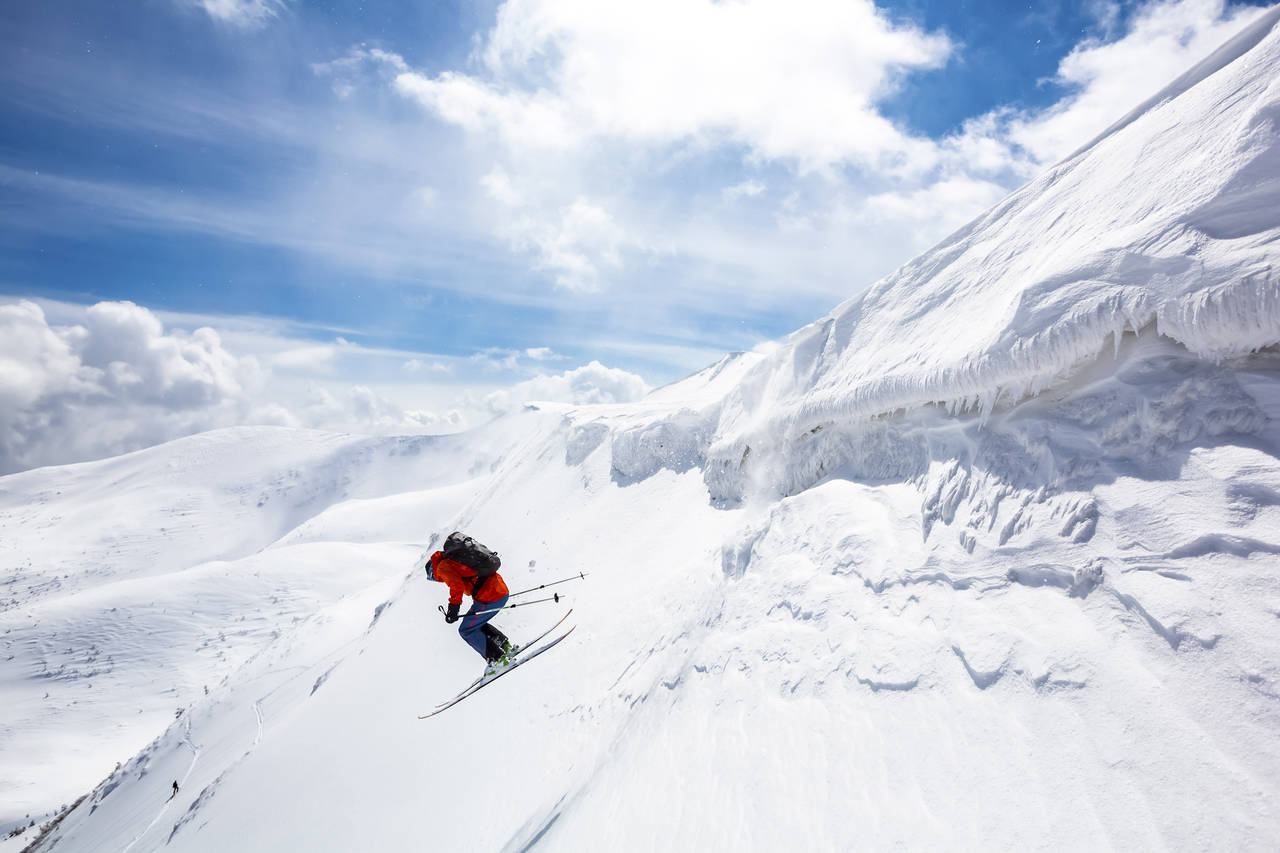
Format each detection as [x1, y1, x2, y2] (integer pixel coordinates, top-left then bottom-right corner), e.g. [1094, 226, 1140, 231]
[429, 551, 509, 606]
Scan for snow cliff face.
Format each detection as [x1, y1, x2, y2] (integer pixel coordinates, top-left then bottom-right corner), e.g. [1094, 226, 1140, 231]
[8, 8, 1280, 853]
[705, 5, 1280, 503]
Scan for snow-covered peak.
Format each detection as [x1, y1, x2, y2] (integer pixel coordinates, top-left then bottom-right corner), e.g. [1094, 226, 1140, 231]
[711, 6, 1280, 461]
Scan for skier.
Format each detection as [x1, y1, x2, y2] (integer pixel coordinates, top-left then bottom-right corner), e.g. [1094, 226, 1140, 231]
[426, 539, 517, 677]
[171, 781, 179, 798]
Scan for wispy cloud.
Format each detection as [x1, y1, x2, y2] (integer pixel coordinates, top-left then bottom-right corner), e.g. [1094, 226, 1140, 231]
[0, 161, 503, 297]
[183, 0, 290, 29]
[723, 180, 767, 202]
[403, 358, 451, 374]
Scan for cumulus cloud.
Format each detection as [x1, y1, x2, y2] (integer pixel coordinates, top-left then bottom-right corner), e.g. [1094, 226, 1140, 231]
[0, 300, 264, 473]
[0, 300, 652, 473]
[0, 301, 453, 473]
[345, 0, 961, 293]
[477, 168, 626, 290]
[299, 384, 464, 432]
[394, 0, 950, 172]
[511, 197, 626, 291]
[482, 361, 651, 414]
[0, 302, 93, 412]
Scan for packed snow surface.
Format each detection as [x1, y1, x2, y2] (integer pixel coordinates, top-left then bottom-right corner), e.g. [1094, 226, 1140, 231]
[5, 8, 1280, 853]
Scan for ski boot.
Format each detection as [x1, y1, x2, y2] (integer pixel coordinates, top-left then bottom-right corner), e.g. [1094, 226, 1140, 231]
[482, 638, 518, 679]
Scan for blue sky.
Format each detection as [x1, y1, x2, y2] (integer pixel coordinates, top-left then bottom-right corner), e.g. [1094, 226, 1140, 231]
[0, 0, 1270, 471]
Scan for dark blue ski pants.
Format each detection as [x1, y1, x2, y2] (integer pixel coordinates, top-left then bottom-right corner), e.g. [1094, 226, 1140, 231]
[459, 594, 509, 658]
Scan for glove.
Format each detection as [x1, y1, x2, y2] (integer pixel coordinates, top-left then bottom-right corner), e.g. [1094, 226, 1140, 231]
[444, 602, 460, 623]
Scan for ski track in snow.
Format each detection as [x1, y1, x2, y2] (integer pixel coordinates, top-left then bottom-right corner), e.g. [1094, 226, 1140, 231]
[5, 8, 1280, 853]
[119, 720, 200, 853]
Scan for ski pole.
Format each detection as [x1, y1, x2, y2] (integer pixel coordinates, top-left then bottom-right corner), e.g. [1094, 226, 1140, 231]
[508, 572, 588, 598]
[438, 593, 565, 617]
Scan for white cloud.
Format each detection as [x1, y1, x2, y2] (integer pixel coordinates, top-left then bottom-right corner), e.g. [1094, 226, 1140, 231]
[723, 180, 767, 202]
[395, 0, 951, 172]
[472, 346, 568, 372]
[0, 299, 655, 473]
[0, 300, 264, 473]
[482, 361, 651, 414]
[269, 345, 338, 371]
[415, 186, 438, 207]
[0, 301, 425, 472]
[396, 71, 579, 150]
[13, 0, 1262, 414]
[1087, 0, 1125, 39]
[797, 0, 1270, 271]
[403, 358, 450, 374]
[302, 384, 462, 432]
[511, 197, 625, 291]
[480, 168, 522, 206]
[863, 177, 1010, 229]
[477, 170, 627, 289]
[367, 0, 1266, 304]
[963, 0, 1267, 169]
[185, 0, 289, 29]
[313, 47, 409, 97]
[0, 301, 95, 413]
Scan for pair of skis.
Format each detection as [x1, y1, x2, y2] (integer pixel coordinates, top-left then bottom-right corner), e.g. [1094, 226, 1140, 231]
[419, 610, 575, 719]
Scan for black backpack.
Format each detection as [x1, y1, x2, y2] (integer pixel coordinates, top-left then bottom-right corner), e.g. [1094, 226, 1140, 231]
[442, 532, 501, 577]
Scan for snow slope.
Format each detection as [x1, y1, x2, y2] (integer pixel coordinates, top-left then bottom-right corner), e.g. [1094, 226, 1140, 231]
[8, 8, 1280, 853]
[0, 422, 530, 836]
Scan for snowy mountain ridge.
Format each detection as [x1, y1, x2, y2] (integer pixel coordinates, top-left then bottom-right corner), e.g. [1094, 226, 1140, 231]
[703, 5, 1280, 485]
[4, 7, 1280, 853]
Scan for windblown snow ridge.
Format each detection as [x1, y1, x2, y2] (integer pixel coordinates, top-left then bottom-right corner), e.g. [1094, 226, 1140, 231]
[701, 8, 1280, 500]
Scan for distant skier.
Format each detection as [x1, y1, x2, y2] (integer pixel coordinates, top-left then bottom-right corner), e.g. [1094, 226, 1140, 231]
[426, 532, 517, 677]
[171, 780, 179, 798]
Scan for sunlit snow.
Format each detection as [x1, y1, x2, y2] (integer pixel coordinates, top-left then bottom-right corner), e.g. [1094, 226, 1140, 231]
[4, 7, 1280, 852]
